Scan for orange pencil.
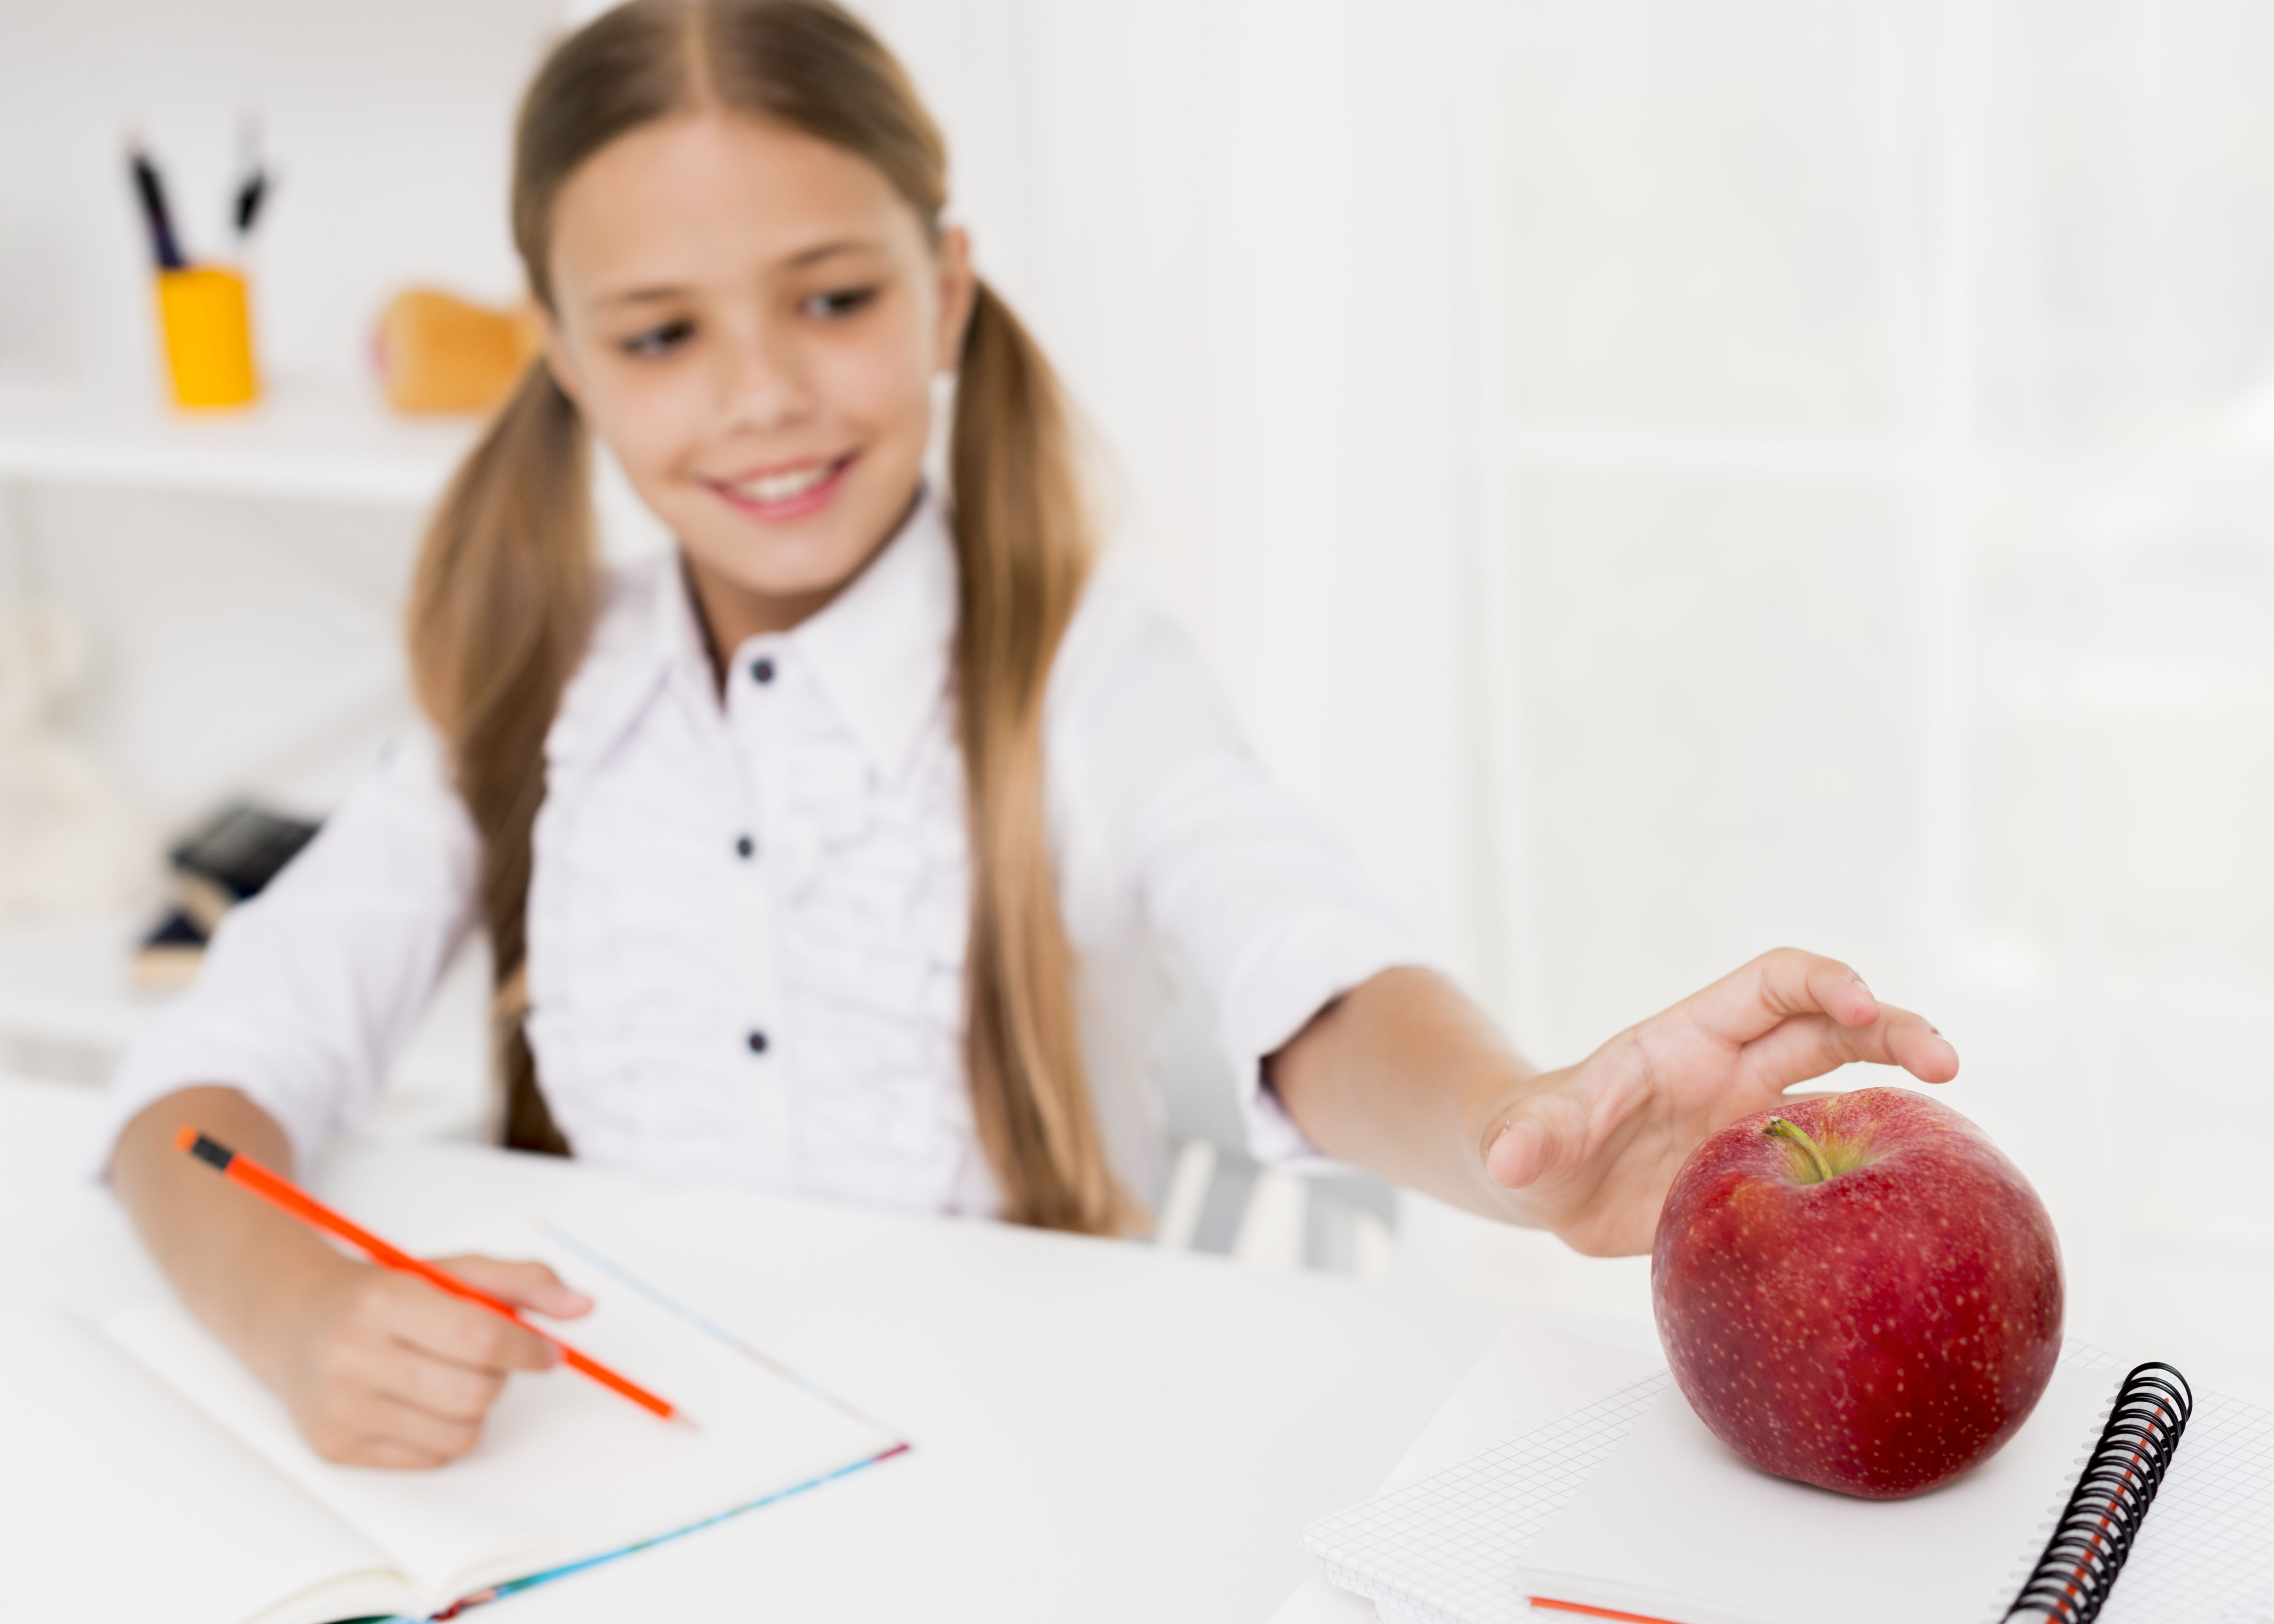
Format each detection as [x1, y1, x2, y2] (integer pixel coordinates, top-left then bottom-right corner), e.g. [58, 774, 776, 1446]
[174, 1126, 686, 1425]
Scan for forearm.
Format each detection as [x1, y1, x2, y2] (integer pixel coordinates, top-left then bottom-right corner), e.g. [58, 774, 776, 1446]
[108, 1086, 349, 1385]
[1267, 967, 1548, 1223]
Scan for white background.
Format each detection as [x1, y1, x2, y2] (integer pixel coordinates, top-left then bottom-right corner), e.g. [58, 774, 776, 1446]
[1, 0, 2269, 1401]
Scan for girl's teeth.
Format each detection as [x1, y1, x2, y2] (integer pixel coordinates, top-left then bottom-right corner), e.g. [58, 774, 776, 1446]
[734, 461, 834, 503]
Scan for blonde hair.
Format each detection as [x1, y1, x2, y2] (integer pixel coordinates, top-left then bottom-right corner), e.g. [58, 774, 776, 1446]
[407, 0, 1134, 1233]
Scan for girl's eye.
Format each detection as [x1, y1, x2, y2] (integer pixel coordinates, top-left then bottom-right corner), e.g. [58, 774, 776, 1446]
[621, 319, 695, 358]
[802, 286, 878, 319]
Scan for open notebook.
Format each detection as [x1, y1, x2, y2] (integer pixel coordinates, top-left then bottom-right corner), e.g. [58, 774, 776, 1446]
[0, 1222, 904, 1624]
[1306, 1341, 2274, 1624]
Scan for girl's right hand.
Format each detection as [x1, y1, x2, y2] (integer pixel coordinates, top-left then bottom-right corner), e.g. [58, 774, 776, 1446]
[265, 1251, 592, 1469]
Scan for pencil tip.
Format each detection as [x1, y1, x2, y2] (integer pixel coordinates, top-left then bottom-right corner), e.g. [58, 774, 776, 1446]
[671, 1412, 703, 1433]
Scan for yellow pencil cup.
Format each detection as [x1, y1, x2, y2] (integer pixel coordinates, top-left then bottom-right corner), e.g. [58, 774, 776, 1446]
[156, 268, 260, 408]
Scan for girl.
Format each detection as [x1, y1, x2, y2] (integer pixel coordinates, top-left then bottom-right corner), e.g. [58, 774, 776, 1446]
[106, 0, 1956, 1470]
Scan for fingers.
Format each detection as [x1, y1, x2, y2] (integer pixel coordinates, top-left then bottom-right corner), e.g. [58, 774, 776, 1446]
[392, 1266, 564, 1374]
[1734, 1001, 1960, 1094]
[1682, 948, 1883, 1048]
[436, 1255, 593, 1321]
[348, 1435, 456, 1471]
[286, 1259, 577, 1469]
[1478, 1063, 1669, 1255]
[310, 1388, 487, 1470]
[296, 1312, 497, 1468]
[1482, 1066, 1612, 1192]
[1880, 1004, 1960, 1081]
[360, 1390, 488, 1464]
[367, 1318, 511, 1422]
[1485, 1114, 1550, 1189]
[1471, 955, 1962, 1262]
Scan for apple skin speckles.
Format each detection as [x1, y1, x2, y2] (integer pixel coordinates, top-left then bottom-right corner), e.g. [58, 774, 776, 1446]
[1651, 1088, 2063, 1499]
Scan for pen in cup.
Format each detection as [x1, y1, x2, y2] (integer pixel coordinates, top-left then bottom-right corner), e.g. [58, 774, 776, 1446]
[126, 136, 186, 271]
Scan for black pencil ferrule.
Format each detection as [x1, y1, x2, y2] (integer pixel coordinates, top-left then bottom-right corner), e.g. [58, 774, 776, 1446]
[188, 1133, 235, 1172]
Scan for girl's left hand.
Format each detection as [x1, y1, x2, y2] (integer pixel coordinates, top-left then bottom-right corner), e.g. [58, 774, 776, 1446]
[1478, 948, 1959, 1257]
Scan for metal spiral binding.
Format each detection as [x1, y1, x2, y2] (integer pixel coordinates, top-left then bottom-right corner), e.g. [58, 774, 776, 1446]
[2003, 1361, 2194, 1624]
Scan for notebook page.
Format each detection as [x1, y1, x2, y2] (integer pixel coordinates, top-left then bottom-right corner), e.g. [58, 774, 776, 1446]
[0, 1310, 413, 1624]
[1303, 1372, 1671, 1623]
[2096, 1388, 2274, 1624]
[1514, 1361, 2115, 1624]
[101, 1222, 902, 1608]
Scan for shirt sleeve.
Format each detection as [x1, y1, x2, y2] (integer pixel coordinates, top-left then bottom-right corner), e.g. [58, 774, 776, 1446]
[98, 727, 482, 1175]
[1049, 575, 1433, 1166]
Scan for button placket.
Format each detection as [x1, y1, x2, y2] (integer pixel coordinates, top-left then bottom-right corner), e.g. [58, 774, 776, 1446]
[729, 641, 790, 1160]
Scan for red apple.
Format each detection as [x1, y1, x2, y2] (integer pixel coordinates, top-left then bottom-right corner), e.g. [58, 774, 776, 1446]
[1651, 1087, 2063, 1499]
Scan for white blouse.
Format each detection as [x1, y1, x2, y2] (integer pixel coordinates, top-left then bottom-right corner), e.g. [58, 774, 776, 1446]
[104, 494, 1425, 1215]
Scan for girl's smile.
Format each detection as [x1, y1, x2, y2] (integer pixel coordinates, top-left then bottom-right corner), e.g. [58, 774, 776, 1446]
[706, 450, 860, 522]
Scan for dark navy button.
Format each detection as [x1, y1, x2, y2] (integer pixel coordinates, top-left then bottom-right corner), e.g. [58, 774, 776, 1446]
[749, 657, 776, 685]
[735, 835, 755, 859]
[746, 1030, 769, 1055]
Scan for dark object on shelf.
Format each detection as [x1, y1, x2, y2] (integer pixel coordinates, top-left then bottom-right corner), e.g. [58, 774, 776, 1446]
[132, 907, 209, 991]
[170, 802, 320, 933]
[131, 802, 320, 990]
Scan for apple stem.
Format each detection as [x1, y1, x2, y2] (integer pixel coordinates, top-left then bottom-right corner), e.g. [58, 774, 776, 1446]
[1765, 1116, 1836, 1184]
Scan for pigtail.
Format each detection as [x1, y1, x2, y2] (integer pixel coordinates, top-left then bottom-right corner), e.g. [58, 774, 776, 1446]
[406, 361, 595, 1155]
[951, 280, 1136, 1235]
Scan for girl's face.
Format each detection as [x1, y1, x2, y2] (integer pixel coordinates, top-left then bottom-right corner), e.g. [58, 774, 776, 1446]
[541, 112, 972, 642]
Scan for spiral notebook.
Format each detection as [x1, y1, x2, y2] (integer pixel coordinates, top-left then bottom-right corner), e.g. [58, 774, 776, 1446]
[1305, 1341, 2274, 1624]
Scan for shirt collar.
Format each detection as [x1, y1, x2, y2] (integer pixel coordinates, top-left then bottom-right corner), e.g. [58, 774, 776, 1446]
[654, 486, 957, 781]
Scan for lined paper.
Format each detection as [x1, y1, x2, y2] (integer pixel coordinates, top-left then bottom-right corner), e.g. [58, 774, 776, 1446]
[1302, 1373, 1669, 1623]
[2098, 1389, 2274, 1624]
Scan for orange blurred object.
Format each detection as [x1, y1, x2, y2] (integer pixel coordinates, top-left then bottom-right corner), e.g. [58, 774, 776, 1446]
[374, 288, 541, 414]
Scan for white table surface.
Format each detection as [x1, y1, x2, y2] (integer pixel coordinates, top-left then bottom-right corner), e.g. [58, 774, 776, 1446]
[0, 1074, 1655, 1623]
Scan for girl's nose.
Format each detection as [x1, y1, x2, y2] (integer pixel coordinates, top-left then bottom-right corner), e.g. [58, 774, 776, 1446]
[716, 324, 810, 433]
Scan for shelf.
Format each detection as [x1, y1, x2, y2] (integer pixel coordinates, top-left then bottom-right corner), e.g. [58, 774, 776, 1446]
[0, 379, 485, 507]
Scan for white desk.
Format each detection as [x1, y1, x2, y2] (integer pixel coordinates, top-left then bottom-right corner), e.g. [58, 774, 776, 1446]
[1, 1075, 1656, 1622]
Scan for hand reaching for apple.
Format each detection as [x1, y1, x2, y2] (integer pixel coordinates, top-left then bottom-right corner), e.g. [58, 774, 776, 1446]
[1478, 948, 1960, 1257]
